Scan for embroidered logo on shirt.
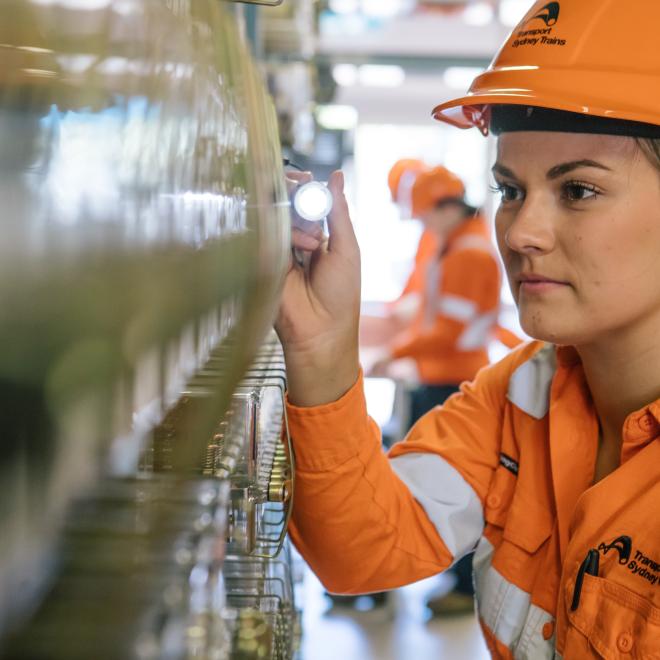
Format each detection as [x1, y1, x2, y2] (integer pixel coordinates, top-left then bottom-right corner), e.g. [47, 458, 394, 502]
[598, 535, 659, 587]
[598, 535, 632, 564]
[499, 453, 519, 476]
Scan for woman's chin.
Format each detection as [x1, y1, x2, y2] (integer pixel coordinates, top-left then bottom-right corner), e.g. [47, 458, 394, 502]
[519, 314, 572, 345]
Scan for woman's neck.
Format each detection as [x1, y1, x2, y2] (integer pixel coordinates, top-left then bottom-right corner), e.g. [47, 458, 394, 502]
[577, 313, 660, 439]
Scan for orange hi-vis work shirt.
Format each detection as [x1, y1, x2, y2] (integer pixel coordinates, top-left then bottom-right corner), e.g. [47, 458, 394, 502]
[383, 230, 437, 326]
[286, 342, 660, 658]
[390, 216, 501, 385]
[394, 227, 521, 351]
[398, 229, 438, 299]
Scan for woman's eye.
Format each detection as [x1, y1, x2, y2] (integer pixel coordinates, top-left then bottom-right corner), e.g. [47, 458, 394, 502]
[491, 182, 523, 203]
[562, 181, 601, 202]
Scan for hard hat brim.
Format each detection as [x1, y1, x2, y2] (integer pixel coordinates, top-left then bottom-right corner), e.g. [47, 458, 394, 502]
[432, 68, 660, 135]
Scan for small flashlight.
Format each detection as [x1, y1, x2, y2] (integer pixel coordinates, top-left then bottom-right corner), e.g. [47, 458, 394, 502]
[292, 181, 333, 222]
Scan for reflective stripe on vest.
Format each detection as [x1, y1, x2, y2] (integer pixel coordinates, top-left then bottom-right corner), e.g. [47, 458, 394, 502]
[423, 233, 499, 349]
[390, 452, 484, 559]
[474, 537, 556, 659]
[507, 343, 556, 419]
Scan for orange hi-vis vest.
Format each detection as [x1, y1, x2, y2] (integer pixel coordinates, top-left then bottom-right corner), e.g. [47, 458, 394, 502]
[286, 341, 660, 658]
[384, 229, 438, 326]
[390, 216, 501, 385]
[397, 229, 438, 300]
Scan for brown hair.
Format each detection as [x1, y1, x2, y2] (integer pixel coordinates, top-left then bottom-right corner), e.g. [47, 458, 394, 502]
[637, 138, 660, 173]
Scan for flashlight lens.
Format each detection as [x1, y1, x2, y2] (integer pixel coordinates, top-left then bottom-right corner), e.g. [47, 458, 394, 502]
[293, 182, 333, 221]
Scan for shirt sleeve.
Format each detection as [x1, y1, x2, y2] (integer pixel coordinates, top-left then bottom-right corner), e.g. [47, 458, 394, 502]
[285, 347, 525, 594]
[391, 248, 501, 360]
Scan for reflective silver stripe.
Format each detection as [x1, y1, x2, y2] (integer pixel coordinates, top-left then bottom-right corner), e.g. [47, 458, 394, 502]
[437, 294, 477, 322]
[473, 537, 555, 659]
[451, 235, 496, 255]
[457, 310, 498, 351]
[390, 453, 484, 559]
[396, 169, 417, 214]
[517, 604, 555, 660]
[437, 294, 498, 351]
[423, 258, 442, 330]
[391, 292, 421, 322]
[507, 343, 556, 419]
[474, 538, 530, 646]
[426, 235, 499, 349]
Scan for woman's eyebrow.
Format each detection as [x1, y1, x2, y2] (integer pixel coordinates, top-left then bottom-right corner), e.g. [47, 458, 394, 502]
[491, 162, 517, 179]
[492, 159, 612, 181]
[546, 159, 612, 179]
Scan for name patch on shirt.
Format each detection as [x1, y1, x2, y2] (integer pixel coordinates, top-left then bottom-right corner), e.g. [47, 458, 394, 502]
[499, 453, 519, 476]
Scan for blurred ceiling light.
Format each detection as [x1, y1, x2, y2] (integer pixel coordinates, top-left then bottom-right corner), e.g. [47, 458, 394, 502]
[498, 0, 534, 26]
[328, 0, 359, 14]
[463, 2, 494, 26]
[442, 66, 484, 90]
[31, 0, 111, 7]
[358, 64, 405, 88]
[56, 54, 97, 74]
[316, 104, 359, 130]
[361, 0, 406, 19]
[332, 63, 359, 87]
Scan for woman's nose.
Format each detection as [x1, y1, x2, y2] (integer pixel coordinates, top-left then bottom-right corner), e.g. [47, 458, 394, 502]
[503, 194, 555, 255]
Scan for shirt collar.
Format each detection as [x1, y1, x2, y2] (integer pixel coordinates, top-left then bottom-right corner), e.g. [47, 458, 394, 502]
[555, 344, 660, 460]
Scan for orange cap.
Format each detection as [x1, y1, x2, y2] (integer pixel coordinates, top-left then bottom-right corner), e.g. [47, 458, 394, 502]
[387, 158, 428, 202]
[432, 0, 660, 134]
[411, 166, 465, 218]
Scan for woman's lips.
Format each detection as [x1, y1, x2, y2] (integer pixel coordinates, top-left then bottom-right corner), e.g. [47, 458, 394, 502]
[517, 273, 569, 294]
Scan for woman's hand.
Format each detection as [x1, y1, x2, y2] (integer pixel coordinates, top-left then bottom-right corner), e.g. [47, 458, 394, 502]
[275, 170, 361, 407]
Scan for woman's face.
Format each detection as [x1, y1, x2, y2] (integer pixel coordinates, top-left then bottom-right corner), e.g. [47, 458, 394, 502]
[494, 131, 660, 346]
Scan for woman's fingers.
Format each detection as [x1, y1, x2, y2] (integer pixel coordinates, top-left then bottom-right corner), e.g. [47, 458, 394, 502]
[292, 226, 323, 251]
[285, 170, 313, 197]
[286, 170, 313, 183]
[292, 215, 324, 237]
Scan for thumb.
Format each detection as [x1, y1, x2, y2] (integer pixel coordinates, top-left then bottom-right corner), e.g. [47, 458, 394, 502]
[326, 170, 357, 255]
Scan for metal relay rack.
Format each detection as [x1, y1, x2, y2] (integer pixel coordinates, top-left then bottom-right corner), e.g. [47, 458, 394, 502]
[4, 335, 300, 659]
[0, 0, 297, 657]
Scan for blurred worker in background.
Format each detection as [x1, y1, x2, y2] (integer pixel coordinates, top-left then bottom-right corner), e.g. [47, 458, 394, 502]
[362, 161, 521, 383]
[359, 158, 432, 348]
[370, 166, 499, 424]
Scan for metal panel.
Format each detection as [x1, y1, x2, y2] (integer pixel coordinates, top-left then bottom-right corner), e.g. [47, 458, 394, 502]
[0, 0, 290, 650]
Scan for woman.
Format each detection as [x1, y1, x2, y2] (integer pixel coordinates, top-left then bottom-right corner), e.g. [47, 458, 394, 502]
[277, 0, 660, 656]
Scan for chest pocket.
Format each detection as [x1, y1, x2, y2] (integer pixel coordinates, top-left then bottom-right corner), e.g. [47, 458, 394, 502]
[564, 573, 660, 659]
[503, 491, 554, 555]
[484, 463, 554, 556]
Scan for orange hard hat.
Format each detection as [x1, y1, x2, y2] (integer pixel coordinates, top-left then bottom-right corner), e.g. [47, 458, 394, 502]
[433, 0, 660, 134]
[411, 166, 465, 218]
[387, 158, 428, 202]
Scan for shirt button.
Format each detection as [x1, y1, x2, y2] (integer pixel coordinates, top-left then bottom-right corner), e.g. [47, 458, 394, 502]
[639, 415, 654, 430]
[617, 632, 633, 653]
[542, 621, 555, 640]
[486, 493, 501, 508]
